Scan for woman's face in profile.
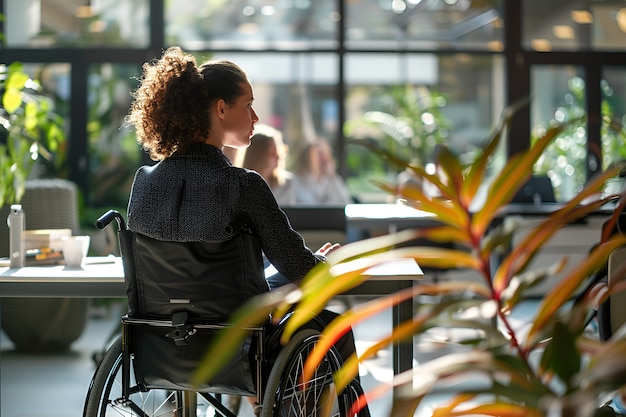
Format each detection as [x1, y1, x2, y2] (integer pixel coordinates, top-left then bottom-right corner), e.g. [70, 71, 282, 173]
[221, 82, 259, 148]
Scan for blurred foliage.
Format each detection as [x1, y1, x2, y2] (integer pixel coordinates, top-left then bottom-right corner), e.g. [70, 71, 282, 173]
[344, 85, 454, 200]
[533, 76, 626, 201]
[344, 85, 452, 167]
[86, 63, 142, 212]
[0, 62, 66, 205]
[199, 103, 626, 416]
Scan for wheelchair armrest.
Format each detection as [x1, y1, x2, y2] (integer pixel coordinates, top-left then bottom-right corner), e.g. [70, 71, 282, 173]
[96, 209, 126, 232]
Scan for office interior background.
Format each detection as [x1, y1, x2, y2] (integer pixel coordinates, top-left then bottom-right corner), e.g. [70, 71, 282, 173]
[1, 0, 626, 221]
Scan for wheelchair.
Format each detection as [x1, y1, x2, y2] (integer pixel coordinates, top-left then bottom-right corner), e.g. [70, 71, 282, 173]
[82, 210, 366, 417]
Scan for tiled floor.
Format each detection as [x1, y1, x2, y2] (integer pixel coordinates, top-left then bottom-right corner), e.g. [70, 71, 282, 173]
[0, 297, 542, 417]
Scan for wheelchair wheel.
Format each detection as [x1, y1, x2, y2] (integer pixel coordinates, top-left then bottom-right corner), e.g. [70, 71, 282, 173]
[261, 329, 353, 417]
[83, 336, 223, 417]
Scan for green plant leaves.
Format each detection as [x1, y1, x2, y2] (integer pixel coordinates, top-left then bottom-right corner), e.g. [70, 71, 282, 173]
[0, 62, 66, 205]
[2, 87, 23, 114]
[540, 321, 581, 388]
[197, 103, 626, 416]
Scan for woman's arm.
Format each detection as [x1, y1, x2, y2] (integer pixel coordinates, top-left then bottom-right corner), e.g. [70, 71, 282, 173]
[239, 172, 322, 282]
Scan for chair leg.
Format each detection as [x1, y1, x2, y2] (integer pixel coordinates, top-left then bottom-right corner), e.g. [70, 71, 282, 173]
[183, 391, 197, 417]
[227, 395, 241, 415]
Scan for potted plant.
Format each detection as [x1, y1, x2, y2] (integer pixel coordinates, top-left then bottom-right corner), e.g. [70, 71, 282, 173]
[196, 105, 626, 416]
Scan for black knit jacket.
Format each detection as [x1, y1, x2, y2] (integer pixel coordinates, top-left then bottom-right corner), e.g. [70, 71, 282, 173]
[127, 142, 320, 283]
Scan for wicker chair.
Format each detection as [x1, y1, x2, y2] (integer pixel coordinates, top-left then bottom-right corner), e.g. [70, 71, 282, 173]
[1, 179, 89, 352]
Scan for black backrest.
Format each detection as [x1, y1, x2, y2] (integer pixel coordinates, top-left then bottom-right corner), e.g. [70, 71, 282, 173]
[119, 227, 268, 321]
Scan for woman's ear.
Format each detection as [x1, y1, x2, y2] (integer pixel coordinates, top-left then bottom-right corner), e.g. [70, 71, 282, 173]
[215, 98, 227, 120]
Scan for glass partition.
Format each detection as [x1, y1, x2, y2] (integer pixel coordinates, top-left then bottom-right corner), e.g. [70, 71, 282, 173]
[523, 0, 626, 51]
[602, 67, 626, 194]
[87, 63, 143, 209]
[531, 65, 586, 201]
[4, 0, 149, 48]
[345, 0, 503, 50]
[344, 53, 504, 202]
[165, 0, 339, 50]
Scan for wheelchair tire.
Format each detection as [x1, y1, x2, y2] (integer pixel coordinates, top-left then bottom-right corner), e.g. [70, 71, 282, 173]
[260, 328, 353, 417]
[83, 336, 227, 417]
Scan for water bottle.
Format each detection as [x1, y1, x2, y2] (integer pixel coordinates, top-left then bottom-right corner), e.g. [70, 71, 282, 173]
[8, 204, 25, 268]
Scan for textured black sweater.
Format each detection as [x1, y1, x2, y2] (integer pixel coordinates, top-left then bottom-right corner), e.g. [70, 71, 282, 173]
[127, 143, 320, 283]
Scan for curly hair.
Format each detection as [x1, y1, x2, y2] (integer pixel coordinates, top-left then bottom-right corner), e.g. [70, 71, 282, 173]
[126, 47, 248, 160]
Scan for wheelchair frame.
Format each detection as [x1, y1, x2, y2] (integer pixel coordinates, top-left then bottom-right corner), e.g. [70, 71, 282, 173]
[82, 210, 364, 417]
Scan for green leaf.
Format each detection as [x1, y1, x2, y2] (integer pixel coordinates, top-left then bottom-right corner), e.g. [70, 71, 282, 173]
[2, 88, 23, 114]
[540, 321, 580, 386]
[576, 339, 626, 392]
[24, 101, 38, 131]
[527, 235, 626, 345]
[5, 70, 29, 90]
[472, 117, 583, 237]
[191, 285, 299, 387]
[462, 102, 526, 206]
[47, 124, 63, 151]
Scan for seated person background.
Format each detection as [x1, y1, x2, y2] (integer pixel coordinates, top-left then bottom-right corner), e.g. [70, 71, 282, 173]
[242, 124, 296, 206]
[293, 138, 353, 205]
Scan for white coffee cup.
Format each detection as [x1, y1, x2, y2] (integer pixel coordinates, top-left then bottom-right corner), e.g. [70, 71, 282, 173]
[62, 236, 90, 268]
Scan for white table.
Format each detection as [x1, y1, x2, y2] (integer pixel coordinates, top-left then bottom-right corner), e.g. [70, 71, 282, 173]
[0, 256, 125, 298]
[0, 256, 422, 377]
[345, 201, 616, 232]
[345, 203, 440, 235]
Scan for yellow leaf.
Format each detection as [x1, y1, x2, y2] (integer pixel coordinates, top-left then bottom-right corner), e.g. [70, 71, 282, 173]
[2, 88, 22, 114]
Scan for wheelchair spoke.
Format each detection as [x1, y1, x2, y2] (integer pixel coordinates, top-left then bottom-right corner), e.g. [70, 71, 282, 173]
[84, 337, 219, 417]
[263, 329, 345, 417]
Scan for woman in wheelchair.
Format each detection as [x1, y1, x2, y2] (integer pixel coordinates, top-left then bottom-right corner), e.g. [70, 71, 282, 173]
[83, 47, 370, 417]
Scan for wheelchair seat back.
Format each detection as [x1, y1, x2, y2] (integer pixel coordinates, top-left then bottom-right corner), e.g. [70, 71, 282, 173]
[118, 220, 269, 395]
[130, 231, 268, 319]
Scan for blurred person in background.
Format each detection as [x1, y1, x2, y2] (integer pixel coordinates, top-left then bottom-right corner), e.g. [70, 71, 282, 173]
[242, 125, 296, 206]
[294, 138, 353, 205]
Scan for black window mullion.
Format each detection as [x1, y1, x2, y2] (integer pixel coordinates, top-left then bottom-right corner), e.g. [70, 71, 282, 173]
[585, 64, 602, 181]
[504, 0, 530, 158]
[69, 58, 89, 202]
[337, 0, 346, 178]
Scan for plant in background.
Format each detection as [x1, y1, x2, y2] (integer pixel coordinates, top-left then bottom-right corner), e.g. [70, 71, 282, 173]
[198, 105, 626, 417]
[87, 63, 141, 209]
[533, 75, 626, 201]
[344, 85, 453, 199]
[0, 62, 66, 206]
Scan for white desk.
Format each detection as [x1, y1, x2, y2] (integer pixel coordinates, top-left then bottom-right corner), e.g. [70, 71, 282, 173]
[345, 203, 440, 235]
[0, 257, 125, 298]
[0, 256, 422, 376]
[345, 201, 615, 231]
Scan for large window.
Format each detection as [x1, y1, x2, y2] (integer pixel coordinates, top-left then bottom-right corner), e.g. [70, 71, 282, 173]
[5, 0, 149, 48]
[345, 0, 503, 50]
[87, 63, 142, 209]
[165, 0, 339, 50]
[1, 0, 625, 212]
[531, 66, 586, 201]
[523, 0, 626, 52]
[521, 0, 626, 201]
[602, 67, 626, 172]
[344, 53, 504, 201]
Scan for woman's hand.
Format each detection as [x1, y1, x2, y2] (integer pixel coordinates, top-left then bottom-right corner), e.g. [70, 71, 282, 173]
[315, 242, 341, 257]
